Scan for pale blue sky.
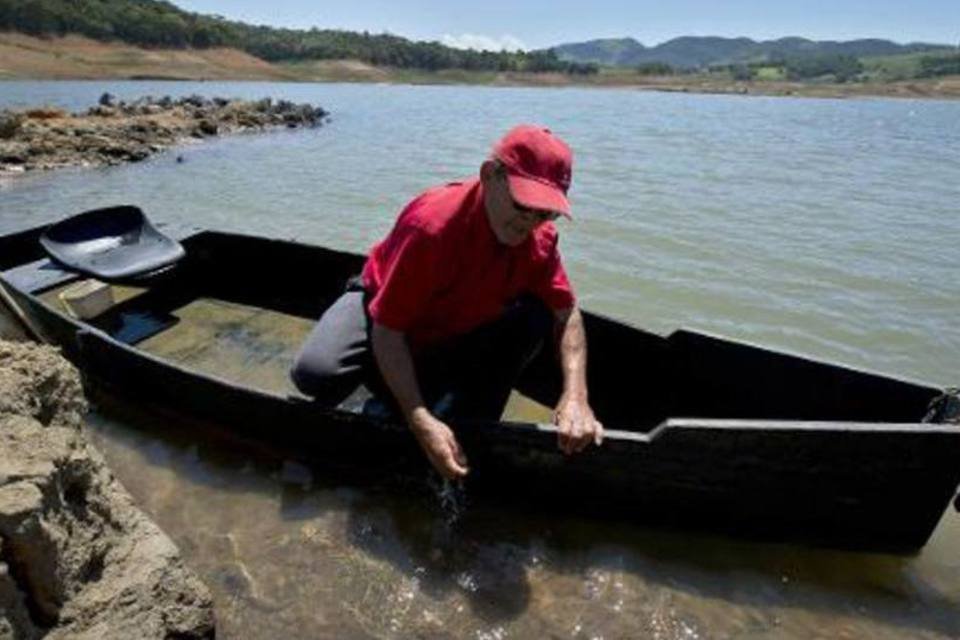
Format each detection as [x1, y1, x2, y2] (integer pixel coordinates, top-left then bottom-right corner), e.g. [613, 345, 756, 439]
[173, 0, 960, 50]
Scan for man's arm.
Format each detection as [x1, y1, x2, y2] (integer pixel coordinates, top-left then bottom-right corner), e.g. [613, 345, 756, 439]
[553, 306, 604, 454]
[371, 322, 469, 479]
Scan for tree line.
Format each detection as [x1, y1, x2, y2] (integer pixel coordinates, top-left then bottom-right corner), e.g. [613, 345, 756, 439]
[702, 54, 865, 82]
[651, 50, 960, 82]
[917, 53, 960, 78]
[0, 0, 599, 74]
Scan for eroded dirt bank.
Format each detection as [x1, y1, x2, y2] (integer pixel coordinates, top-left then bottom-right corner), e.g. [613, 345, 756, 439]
[0, 337, 215, 639]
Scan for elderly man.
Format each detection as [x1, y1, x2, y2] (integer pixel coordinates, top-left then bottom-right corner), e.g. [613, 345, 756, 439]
[292, 124, 603, 479]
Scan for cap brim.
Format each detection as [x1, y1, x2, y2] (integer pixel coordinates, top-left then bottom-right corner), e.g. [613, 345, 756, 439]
[506, 174, 572, 219]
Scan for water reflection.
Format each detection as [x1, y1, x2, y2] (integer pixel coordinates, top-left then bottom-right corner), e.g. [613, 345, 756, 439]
[82, 395, 960, 639]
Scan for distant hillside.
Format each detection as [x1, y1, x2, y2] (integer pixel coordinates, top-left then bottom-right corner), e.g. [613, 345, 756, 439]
[0, 0, 596, 74]
[554, 38, 646, 67]
[553, 36, 951, 68]
[0, 32, 296, 80]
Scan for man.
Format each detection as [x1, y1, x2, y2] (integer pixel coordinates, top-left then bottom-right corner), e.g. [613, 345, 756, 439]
[291, 124, 603, 479]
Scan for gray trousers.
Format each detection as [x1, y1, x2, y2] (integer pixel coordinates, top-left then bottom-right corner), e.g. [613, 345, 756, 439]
[290, 285, 553, 421]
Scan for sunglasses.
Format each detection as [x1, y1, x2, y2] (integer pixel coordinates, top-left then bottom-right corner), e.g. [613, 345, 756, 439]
[513, 200, 561, 223]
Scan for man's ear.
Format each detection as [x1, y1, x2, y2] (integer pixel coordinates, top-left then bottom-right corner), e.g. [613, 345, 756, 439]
[479, 160, 498, 184]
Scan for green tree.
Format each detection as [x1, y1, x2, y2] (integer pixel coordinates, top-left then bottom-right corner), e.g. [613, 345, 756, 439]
[785, 54, 863, 82]
[730, 64, 753, 81]
[918, 53, 960, 77]
[636, 62, 674, 76]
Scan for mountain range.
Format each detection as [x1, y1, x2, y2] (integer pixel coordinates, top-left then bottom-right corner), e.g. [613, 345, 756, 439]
[551, 36, 952, 69]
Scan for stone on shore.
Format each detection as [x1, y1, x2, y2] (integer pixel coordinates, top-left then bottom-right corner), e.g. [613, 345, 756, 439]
[0, 339, 215, 639]
[0, 94, 329, 175]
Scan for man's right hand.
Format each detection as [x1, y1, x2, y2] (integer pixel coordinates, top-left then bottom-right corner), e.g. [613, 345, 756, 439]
[371, 323, 469, 480]
[408, 407, 469, 480]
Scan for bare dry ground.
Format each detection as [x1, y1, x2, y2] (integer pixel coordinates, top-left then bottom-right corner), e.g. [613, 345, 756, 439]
[282, 58, 393, 83]
[585, 74, 960, 99]
[0, 32, 296, 80]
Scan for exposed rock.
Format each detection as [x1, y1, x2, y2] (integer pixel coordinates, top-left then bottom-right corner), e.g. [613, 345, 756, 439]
[87, 105, 117, 118]
[1, 535, 40, 640]
[182, 94, 209, 109]
[0, 142, 28, 165]
[0, 111, 24, 140]
[1, 95, 329, 175]
[0, 339, 215, 639]
[0, 341, 86, 428]
[197, 119, 219, 136]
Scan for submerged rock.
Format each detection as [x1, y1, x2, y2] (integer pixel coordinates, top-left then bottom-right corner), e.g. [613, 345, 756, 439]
[0, 339, 215, 639]
[0, 94, 328, 175]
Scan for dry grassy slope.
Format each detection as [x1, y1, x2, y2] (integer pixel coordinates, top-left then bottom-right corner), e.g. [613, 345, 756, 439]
[0, 32, 297, 80]
[280, 58, 392, 82]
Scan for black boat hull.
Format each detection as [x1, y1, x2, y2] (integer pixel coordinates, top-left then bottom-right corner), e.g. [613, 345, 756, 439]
[3, 221, 958, 552]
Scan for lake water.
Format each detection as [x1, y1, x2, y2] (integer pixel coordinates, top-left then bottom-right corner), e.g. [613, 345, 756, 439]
[2, 80, 960, 639]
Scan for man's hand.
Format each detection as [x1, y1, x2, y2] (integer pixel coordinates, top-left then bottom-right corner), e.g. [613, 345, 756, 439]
[554, 393, 604, 455]
[372, 324, 469, 480]
[408, 407, 469, 479]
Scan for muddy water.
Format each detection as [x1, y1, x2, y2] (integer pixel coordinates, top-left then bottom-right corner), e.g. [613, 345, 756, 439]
[85, 397, 960, 640]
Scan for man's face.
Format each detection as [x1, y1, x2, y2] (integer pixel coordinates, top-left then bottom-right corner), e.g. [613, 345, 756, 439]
[481, 161, 560, 247]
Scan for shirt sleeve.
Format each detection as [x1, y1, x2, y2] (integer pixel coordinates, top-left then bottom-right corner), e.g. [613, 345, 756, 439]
[366, 224, 441, 332]
[531, 235, 576, 311]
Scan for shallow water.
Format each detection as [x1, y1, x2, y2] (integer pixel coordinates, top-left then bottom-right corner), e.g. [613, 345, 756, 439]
[85, 399, 960, 640]
[3, 80, 960, 638]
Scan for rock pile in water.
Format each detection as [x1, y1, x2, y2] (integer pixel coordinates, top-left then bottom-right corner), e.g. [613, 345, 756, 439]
[0, 339, 215, 639]
[0, 93, 328, 174]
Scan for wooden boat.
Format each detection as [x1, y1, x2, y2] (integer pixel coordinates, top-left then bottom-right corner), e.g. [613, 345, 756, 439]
[2, 206, 959, 553]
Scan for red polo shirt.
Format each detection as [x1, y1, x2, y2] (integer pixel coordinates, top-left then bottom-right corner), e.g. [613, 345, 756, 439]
[361, 178, 576, 347]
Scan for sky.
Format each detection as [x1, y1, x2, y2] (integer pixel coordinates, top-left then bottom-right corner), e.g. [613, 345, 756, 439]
[172, 0, 960, 51]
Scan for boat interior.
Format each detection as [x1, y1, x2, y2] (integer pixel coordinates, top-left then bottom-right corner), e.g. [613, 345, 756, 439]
[2, 224, 941, 432]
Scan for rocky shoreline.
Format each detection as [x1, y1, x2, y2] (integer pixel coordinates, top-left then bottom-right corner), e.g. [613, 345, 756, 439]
[0, 336, 216, 639]
[0, 93, 328, 175]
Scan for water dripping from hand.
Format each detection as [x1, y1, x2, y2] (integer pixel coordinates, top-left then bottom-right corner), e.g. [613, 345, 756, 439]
[428, 473, 468, 529]
[425, 473, 470, 567]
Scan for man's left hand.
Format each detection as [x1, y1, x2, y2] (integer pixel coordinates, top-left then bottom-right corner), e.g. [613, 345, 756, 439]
[554, 394, 604, 455]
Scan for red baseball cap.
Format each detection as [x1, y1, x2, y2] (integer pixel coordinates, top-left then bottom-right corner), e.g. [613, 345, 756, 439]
[492, 125, 573, 219]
